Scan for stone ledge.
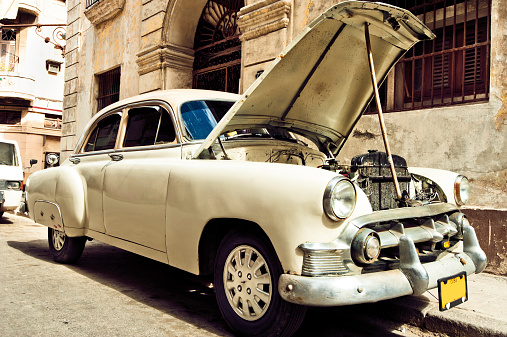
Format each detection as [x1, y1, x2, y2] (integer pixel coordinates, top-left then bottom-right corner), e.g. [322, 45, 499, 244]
[136, 44, 194, 75]
[84, 0, 125, 25]
[238, 0, 291, 41]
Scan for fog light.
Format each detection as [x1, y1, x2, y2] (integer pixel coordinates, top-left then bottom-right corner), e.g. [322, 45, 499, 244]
[352, 228, 381, 264]
[365, 235, 380, 260]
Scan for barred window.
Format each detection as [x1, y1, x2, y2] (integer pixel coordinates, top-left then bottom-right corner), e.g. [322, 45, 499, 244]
[367, 0, 491, 113]
[97, 67, 121, 111]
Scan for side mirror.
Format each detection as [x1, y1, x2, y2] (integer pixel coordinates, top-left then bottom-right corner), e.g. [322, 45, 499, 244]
[29, 159, 38, 167]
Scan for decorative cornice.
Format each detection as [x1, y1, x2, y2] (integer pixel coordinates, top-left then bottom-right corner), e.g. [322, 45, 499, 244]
[238, 0, 291, 42]
[136, 44, 194, 75]
[84, 0, 125, 25]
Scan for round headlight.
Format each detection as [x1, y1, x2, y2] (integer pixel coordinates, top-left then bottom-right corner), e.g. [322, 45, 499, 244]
[454, 175, 470, 206]
[323, 177, 356, 220]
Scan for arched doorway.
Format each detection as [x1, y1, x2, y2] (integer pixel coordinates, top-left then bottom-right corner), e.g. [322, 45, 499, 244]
[192, 0, 243, 93]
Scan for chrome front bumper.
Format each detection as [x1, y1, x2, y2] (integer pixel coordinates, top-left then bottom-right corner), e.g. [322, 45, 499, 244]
[278, 225, 486, 307]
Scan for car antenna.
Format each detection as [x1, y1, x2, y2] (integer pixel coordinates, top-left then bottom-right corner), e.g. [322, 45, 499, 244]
[364, 22, 403, 202]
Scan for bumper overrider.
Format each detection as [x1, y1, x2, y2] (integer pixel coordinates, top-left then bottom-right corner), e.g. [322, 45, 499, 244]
[279, 204, 487, 307]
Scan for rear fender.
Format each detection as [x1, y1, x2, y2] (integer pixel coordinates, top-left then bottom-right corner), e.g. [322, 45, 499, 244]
[27, 166, 86, 233]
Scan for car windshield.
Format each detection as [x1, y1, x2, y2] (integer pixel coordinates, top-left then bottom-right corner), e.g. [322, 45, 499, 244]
[0, 143, 18, 166]
[180, 100, 235, 140]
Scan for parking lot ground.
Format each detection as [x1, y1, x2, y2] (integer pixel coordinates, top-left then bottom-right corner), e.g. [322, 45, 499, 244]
[2, 212, 506, 337]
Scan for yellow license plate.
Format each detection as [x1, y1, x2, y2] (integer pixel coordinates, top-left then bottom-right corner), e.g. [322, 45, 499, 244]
[438, 272, 468, 311]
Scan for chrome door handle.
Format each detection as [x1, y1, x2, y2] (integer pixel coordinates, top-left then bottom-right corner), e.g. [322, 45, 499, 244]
[69, 157, 80, 164]
[108, 153, 124, 161]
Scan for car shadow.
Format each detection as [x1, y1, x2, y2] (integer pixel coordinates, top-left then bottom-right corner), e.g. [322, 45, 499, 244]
[8, 238, 231, 336]
[7, 238, 430, 336]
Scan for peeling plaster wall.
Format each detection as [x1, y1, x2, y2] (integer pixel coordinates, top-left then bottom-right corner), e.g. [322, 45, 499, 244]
[62, 0, 143, 160]
[336, 0, 507, 210]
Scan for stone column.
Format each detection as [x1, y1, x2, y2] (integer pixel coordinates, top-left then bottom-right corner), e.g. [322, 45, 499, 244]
[237, 0, 292, 91]
[137, 43, 194, 93]
[136, 0, 194, 93]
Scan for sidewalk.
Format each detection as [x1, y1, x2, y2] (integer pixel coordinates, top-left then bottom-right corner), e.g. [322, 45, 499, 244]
[372, 273, 507, 336]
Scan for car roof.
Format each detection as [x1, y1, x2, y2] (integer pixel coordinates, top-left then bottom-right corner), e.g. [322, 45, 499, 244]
[95, 89, 240, 115]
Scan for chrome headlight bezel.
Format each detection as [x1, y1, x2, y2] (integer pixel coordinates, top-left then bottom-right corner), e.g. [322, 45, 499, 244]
[323, 176, 356, 221]
[454, 175, 470, 206]
[351, 228, 381, 265]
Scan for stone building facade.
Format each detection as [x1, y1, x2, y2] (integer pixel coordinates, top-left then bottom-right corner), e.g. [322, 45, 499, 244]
[63, 0, 505, 270]
[0, 0, 66, 180]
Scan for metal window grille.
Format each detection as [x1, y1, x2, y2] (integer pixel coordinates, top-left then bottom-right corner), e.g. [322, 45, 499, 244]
[0, 29, 18, 72]
[97, 67, 121, 112]
[86, 0, 100, 8]
[366, 0, 491, 113]
[192, 0, 243, 93]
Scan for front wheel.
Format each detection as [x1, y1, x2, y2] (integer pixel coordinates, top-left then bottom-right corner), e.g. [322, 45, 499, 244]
[214, 230, 306, 337]
[48, 228, 86, 263]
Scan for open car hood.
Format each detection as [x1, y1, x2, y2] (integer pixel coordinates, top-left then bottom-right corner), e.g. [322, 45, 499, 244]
[193, 1, 435, 158]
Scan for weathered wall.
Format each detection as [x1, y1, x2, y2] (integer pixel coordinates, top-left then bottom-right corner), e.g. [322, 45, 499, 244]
[62, 0, 143, 160]
[337, 0, 507, 210]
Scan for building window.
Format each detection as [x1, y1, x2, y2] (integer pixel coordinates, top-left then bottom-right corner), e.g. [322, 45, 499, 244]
[0, 111, 21, 124]
[367, 0, 490, 113]
[0, 29, 18, 72]
[97, 67, 121, 111]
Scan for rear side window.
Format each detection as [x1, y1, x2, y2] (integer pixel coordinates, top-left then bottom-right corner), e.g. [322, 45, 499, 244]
[123, 106, 176, 147]
[84, 114, 121, 152]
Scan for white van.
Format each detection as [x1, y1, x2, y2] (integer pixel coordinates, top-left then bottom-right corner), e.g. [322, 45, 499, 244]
[0, 140, 24, 217]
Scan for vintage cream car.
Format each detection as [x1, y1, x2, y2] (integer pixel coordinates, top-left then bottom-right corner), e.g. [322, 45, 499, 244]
[26, 2, 486, 337]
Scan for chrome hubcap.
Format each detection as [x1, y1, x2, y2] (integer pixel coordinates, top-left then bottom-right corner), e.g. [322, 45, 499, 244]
[52, 229, 66, 251]
[223, 245, 272, 321]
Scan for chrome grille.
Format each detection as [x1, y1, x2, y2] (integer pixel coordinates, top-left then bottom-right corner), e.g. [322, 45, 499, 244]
[302, 250, 348, 276]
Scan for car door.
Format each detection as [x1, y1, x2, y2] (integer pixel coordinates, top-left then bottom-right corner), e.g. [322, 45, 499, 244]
[102, 103, 181, 252]
[71, 111, 122, 234]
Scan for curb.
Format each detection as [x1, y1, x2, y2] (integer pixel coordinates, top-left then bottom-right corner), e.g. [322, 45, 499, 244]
[367, 293, 507, 337]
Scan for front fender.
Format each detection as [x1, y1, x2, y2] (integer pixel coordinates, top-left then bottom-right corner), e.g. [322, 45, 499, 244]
[408, 167, 462, 206]
[165, 160, 369, 275]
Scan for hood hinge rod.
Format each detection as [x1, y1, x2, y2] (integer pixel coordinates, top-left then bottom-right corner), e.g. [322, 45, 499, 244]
[364, 22, 403, 201]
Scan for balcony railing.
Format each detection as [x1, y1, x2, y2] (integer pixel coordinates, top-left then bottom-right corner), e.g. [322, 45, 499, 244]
[86, 0, 100, 8]
[44, 117, 62, 129]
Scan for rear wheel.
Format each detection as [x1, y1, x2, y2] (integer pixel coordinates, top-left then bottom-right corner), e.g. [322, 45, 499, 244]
[214, 230, 306, 337]
[48, 228, 86, 263]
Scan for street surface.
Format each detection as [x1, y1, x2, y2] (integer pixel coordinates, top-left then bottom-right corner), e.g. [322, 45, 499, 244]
[1, 213, 445, 337]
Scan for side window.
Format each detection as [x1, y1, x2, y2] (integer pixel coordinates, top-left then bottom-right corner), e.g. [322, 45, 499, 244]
[123, 106, 176, 148]
[84, 114, 121, 152]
